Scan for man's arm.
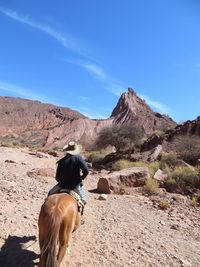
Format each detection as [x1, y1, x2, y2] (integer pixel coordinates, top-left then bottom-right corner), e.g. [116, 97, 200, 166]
[55, 160, 62, 182]
[78, 156, 89, 179]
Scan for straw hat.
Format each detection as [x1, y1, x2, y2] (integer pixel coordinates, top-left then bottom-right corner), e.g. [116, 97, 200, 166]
[63, 141, 82, 155]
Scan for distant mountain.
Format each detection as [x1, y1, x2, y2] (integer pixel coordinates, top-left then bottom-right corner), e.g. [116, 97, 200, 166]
[0, 89, 178, 149]
[0, 96, 112, 148]
[111, 88, 176, 134]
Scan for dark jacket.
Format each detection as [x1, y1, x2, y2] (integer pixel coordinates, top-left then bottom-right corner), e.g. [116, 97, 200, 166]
[55, 154, 89, 190]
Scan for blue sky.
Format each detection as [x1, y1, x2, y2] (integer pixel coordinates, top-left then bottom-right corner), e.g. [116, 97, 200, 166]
[0, 0, 200, 122]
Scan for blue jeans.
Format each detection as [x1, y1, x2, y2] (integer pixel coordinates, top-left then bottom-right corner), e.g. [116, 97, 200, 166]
[73, 184, 87, 204]
[48, 183, 86, 204]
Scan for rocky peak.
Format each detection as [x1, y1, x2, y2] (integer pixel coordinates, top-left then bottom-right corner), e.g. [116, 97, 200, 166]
[111, 88, 148, 119]
[111, 88, 176, 134]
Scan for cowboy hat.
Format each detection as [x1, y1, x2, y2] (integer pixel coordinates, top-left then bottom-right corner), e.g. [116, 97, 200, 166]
[63, 141, 82, 155]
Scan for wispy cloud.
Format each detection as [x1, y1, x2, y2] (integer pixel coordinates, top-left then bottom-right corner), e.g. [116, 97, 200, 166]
[0, 80, 48, 102]
[105, 84, 125, 96]
[138, 94, 170, 114]
[80, 96, 89, 101]
[70, 104, 108, 119]
[63, 58, 125, 96]
[82, 63, 107, 81]
[80, 110, 107, 119]
[0, 7, 87, 57]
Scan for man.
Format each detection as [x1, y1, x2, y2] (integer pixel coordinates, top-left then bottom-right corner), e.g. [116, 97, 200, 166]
[48, 141, 89, 206]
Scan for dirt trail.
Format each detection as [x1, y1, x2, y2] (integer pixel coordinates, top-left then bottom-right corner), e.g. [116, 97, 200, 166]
[0, 147, 200, 267]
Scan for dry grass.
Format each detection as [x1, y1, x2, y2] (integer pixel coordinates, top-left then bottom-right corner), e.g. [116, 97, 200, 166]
[158, 199, 170, 210]
[144, 178, 160, 195]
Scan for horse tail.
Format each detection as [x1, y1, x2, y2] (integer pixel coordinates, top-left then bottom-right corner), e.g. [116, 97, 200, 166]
[40, 206, 62, 267]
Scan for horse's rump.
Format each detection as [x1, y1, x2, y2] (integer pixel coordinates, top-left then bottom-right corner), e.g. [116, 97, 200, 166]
[38, 193, 80, 267]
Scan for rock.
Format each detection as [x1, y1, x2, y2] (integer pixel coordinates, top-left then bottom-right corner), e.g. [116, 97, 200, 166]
[148, 145, 163, 162]
[153, 169, 167, 183]
[28, 152, 50, 159]
[47, 151, 58, 157]
[171, 224, 180, 230]
[180, 259, 192, 267]
[98, 194, 108, 200]
[97, 167, 150, 194]
[196, 159, 200, 165]
[27, 167, 55, 178]
[5, 159, 16, 163]
[111, 88, 175, 135]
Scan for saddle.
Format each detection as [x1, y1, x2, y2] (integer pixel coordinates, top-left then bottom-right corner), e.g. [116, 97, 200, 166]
[59, 189, 85, 215]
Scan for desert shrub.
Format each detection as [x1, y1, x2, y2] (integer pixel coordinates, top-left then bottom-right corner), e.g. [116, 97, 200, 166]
[1, 140, 22, 148]
[172, 195, 182, 202]
[148, 161, 161, 176]
[166, 166, 198, 189]
[160, 151, 177, 169]
[95, 123, 144, 152]
[131, 161, 147, 167]
[112, 159, 135, 171]
[112, 160, 161, 175]
[191, 196, 198, 207]
[144, 178, 160, 195]
[161, 164, 172, 177]
[86, 150, 106, 164]
[112, 160, 151, 171]
[153, 130, 165, 137]
[171, 135, 200, 164]
[191, 190, 200, 207]
[158, 199, 170, 210]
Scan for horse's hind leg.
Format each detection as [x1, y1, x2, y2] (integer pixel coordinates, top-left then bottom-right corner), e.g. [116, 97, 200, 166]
[57, 221, 72, 266]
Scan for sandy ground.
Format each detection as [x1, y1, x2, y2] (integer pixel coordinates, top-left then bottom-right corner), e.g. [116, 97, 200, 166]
[0, 146, 200, 267]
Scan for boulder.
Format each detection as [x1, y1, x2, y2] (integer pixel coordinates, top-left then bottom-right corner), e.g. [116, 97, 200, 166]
[98, 194, 108, 200]
[153, 169, 168, 184]
[97, 167, 150, 194]
[148, 144, 163, 162]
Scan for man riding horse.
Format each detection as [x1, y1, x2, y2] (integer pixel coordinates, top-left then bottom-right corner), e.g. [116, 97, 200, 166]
[48, 141, 89, 213]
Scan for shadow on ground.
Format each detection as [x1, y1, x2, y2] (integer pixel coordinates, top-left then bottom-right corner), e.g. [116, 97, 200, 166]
[88, 188, 99, 194]
[0, 235, 39, 267]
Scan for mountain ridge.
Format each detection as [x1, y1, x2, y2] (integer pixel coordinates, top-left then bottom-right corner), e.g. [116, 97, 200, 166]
[1, 88, 196, 149]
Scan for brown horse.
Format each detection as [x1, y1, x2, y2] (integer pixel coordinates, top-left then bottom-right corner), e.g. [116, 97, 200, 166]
[38, 193, 81, 267]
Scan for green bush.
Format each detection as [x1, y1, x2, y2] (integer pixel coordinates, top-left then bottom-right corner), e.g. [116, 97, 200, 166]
[158, 199, 170, 210]
[191, 190, 200, 207]
[160, 151, 177, 169]
[112, 159, 136, 171]
[1, 140, 21, 148]
[148, 161, 161, 176]
[171, 135, 200, 164]
[152, 130, 165, 137]
[86, 151, 106, 164]
[144, 178, 160, 195]
[166, 166, 198, 188]
[95, 123, 144, 152]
